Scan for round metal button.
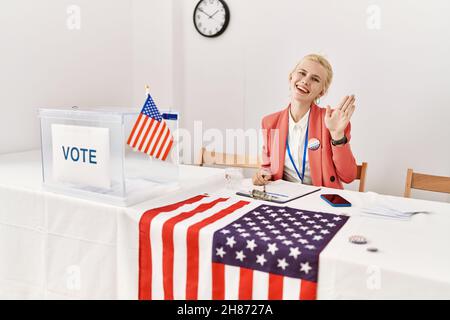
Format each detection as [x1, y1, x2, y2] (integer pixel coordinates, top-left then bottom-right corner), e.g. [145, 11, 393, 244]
[349, 235, 367, 245]
[308, 138, 321, 151]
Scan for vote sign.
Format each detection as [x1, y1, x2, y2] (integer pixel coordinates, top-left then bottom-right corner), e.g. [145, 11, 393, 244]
[51, 124, 111, 189]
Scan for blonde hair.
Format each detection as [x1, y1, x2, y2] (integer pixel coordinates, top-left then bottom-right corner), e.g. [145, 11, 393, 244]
[290, 53, 333, 99]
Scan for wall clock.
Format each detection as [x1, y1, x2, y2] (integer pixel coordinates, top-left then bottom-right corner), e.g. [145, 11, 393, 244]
[193, 0, 230, 38]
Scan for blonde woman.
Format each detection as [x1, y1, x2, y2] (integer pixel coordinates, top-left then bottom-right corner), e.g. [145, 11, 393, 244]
[253, 54, 357, 189]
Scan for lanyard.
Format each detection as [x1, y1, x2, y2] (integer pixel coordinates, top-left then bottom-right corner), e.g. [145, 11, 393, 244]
[286, 113, 310, 183]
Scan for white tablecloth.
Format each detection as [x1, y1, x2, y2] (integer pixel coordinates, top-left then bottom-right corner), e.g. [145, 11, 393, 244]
[1, 150, 449, 299]
[0, 150, 224, 299]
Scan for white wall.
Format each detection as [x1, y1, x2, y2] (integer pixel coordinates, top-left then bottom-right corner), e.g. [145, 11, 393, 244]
[1, 0, 448, 202]
[145, 0, 450, 201]
[0, 0, 133, 154]
[131, 0, 174, 109]
[240, 0, 450, 201]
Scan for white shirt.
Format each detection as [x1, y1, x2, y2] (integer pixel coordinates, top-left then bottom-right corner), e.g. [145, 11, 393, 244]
[283, 108, 312, 185]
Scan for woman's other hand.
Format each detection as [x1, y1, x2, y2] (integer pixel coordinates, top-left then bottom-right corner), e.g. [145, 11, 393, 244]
[324, 95, 356, 140]
[252, 168, 272, 186]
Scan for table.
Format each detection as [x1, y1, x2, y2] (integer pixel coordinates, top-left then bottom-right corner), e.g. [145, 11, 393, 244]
[0, 150, 224, 299]
[1, 150, 450, 299]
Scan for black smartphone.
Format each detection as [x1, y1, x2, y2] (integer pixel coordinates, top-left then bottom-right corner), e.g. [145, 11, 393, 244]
[320, 194, 352, 207]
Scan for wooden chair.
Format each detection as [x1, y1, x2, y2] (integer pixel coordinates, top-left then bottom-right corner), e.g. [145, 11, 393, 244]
[356, 162, 368, 192]
[196, 148, 261, 169]
[197, 148, 369, 192]
[404, 168, 450, 198]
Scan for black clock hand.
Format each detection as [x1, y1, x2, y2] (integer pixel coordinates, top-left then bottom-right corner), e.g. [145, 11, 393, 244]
[198, 8, 212, 18]
[209, 10, 219, 19]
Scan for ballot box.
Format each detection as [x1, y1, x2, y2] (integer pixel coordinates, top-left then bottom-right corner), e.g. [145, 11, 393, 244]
[38, 106, 179, 206]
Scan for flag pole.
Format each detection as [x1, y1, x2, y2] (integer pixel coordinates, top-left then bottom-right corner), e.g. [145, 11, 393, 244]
[145, 84, 150, 96]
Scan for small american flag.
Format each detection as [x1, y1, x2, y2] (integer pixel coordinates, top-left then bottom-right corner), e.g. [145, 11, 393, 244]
[127, 94, 173, 161]
[139, 195, 348, 300]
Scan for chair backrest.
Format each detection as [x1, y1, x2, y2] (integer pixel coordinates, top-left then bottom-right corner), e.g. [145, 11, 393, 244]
[197, 148, 369, 192]
[196, 148, 261, 169]
[404, 168, 450, 198]
[356, 162, 368, 192]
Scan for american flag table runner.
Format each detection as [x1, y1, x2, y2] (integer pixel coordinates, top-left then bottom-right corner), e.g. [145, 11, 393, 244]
[139, 195, 348, 300]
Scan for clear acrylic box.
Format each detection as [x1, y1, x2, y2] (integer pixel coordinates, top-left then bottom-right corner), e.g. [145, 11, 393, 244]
[38, 106, 179, 206]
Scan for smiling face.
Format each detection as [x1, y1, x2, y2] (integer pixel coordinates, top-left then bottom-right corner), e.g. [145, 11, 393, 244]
[289, 59, 328, 105]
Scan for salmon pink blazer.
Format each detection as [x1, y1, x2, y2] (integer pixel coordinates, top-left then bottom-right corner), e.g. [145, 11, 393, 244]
[261, 103, 357, 189]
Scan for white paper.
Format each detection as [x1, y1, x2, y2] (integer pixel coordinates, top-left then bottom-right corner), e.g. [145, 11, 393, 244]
[51, 124, 111, 189]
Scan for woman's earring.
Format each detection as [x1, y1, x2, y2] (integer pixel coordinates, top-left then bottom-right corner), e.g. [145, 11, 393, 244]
[315, 97, 321, 105]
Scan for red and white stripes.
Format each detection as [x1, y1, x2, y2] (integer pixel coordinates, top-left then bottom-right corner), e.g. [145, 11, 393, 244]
[127, 113, 174, 161]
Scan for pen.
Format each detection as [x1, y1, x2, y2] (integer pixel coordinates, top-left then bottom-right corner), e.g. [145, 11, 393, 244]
[265, 191, 289, 198]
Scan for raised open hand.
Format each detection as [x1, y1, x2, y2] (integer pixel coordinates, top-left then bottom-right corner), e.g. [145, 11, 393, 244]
[324, 95, 356, 139]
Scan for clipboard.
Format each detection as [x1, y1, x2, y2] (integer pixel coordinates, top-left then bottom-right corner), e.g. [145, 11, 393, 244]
[235, 180, 321, 204]
[236, 188, 321, 203]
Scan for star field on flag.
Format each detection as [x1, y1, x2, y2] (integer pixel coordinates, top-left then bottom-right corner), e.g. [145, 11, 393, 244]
[212, 204, 349, 282]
